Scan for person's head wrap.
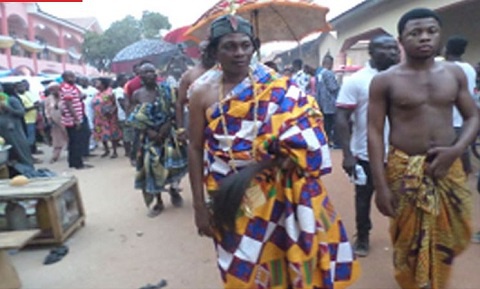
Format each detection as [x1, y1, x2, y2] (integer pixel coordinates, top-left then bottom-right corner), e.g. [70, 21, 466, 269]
[209, 14, 254, 40]
[397, 8, 442, 36]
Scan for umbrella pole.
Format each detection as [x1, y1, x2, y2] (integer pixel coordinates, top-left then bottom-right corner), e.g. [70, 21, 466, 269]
[252, 10, 261, 61]
[298, 41, 303, 59]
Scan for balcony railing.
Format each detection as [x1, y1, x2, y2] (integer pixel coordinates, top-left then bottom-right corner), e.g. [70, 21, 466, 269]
[0, 35, 82, 65]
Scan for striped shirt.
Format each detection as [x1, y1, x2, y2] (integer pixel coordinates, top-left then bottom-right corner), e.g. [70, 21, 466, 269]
[60, 82, 84, 127]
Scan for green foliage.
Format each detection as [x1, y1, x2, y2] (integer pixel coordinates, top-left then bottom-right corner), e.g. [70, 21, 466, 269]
[141, 11, 171, 38]
[82, 12, 171, 71]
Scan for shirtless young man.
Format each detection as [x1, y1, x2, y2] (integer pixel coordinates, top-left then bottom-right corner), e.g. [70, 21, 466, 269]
[130, 63, 186, 217]
[368, 8, 479, 289]
[175, 41, 215, 140]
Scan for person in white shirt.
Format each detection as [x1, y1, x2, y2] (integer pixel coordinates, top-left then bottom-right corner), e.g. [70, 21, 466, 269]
[335, 35, 400, 257]
[112, 74, 131, 157]
[78, 77, 98, 153]
[291, 58, 310, 93]
[444, 35, 477, 175]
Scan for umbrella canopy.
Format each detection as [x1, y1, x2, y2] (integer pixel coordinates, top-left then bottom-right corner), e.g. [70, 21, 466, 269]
[111, 39, 185, 73]
[164, 26, 192, 44]
[184, 0, 331, 44]
[112, 39, 179, 63]
[163, 26, 202, 59]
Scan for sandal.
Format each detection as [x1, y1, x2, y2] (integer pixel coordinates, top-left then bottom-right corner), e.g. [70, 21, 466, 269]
[139, 280, 167, 289]
[147, 203, 164, 218]
[43, 245, 69, 265]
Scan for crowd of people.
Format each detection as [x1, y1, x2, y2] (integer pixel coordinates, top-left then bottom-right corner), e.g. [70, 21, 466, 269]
[1, 6, 480, 289]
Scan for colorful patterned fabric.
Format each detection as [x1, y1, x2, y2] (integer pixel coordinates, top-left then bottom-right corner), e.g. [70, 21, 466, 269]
[92, 88, 122, 142]
[386, 146, 472, 289]
[128, 83, 188, 203]
[205, 63, 360, 289]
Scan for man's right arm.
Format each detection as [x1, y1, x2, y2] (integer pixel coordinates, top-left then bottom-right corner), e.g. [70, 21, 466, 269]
[335, 79, 356, 175]
[127, 90, 139, 116]
[367, 73, 395, 217]
[188, 86, 206, 209]
[188, 85, 214, 237]
[176, 71, 190, 130]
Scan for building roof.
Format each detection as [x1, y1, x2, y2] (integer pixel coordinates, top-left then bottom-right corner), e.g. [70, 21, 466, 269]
[29, 4, 85, 33]
[66, 17, 99, 31]
[329, 0, 388, 25]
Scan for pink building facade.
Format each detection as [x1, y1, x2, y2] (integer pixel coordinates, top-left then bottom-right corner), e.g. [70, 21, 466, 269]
[0, 3, 99, 76]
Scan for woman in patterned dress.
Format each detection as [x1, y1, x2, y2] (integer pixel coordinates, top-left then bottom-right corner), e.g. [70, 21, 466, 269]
[92, 77, 122, 158]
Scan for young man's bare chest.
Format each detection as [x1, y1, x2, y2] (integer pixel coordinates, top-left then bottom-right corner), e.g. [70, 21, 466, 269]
[389, 69, 457, 110]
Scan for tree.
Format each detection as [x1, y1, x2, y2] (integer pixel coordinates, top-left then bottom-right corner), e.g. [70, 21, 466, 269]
[140, 11, 171, 38]
[82, 31, 110, 71]
[82, 13, 171, 71]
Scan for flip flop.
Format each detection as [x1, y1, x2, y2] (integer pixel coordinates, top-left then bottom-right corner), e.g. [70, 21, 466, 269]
[139, 279, 167, 289]
[43, 245, 69, 265]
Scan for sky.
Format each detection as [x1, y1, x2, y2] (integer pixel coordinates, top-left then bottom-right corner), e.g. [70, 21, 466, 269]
[39, 0, 365, 53]
[39, 0, 365, 31]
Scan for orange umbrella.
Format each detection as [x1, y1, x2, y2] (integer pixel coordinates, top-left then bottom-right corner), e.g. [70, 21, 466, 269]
[184, 0, 331, 44]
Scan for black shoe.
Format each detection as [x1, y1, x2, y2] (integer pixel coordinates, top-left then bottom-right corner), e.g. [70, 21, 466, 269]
[353, 235, 369, 257]
[169, 188, 183, 208]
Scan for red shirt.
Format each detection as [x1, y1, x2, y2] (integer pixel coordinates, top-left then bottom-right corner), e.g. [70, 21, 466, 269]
[124, 76, 142, 100]
[60, 82, 84, 127]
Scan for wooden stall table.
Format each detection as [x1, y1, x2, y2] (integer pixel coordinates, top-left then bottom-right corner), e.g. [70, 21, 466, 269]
[0, 229, 40, 289]
[0, 176, 85, 245]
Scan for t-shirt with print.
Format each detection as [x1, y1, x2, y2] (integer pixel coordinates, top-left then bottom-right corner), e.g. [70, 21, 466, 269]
[336, 62, 389, 162]
[113, 87, 126, 121]
[292, 70, 310, 93]
[60, 82, 84, 128]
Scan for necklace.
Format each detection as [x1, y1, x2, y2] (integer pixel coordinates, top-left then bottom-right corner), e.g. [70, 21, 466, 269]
[217, 70, 260, 172]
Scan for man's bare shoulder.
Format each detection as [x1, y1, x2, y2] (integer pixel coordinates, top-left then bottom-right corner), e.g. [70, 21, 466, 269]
[189, 77, 212, 98]
[440, 61, 465, 77]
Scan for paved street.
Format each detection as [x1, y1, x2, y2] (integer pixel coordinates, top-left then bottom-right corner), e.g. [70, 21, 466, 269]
[9, 148, 480, 289]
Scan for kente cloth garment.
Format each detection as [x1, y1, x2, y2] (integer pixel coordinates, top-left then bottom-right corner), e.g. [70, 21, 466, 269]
[128, 82, 187, 203]
[92, 88, 122, 142]
[204, 63, 360, 289]
[386, 146, 472, 289]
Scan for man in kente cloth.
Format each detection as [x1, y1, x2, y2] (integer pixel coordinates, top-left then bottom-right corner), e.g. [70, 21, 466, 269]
[128, 63, 188, 217]
[188, 15, 359, 289]
[368, 8, 479, 289]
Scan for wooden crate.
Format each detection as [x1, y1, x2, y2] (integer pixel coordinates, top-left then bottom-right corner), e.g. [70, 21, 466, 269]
[0, 176, 85, 245]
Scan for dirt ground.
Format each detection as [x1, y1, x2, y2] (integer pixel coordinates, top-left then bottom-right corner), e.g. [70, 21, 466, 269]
[8, 146, 480, 289]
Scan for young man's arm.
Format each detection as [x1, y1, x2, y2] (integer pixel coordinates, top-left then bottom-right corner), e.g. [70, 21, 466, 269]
[367, 73, 395, 217]
[175, 71, 191, 140]
[335, 78, 357, 176]
[428, 64, 480, 178]
[188, 85, 213, 238]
